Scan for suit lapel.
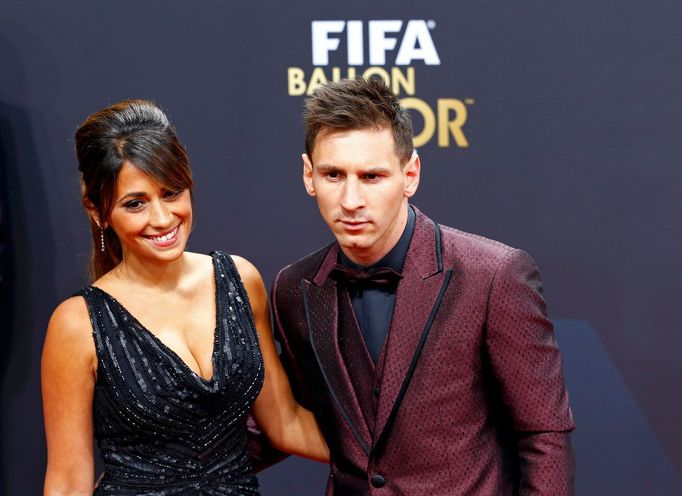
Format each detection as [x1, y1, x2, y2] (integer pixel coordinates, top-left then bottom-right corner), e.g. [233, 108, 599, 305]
[373, 209, 453, 452]
[303, 244, 372, 455]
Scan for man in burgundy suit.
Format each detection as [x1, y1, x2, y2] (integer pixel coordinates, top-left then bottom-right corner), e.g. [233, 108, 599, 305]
[271, 78, 575, 495]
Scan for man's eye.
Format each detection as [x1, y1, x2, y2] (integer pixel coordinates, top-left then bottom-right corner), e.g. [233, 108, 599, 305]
[326, 171, 341, 179]
[363, 174, 380, 181]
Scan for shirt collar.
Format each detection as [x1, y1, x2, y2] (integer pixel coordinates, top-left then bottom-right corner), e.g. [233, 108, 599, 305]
[339, 204, 416, 273]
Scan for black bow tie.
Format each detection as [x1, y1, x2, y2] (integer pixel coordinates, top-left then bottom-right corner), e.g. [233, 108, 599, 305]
[329, 264, 403, 288]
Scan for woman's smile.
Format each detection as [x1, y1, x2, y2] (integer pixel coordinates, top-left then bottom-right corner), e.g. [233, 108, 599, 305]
[143, 223, 181, 248]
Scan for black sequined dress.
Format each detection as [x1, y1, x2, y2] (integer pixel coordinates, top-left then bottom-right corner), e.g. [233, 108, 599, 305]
[78, 252, 264, 495]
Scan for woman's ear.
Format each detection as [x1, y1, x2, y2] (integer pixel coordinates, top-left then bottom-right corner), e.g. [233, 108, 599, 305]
[83, 197, 105, 228]
[81, 181, 106, 228]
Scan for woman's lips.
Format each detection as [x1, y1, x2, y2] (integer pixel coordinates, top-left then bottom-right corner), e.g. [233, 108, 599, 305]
[143, 224, 180, 248]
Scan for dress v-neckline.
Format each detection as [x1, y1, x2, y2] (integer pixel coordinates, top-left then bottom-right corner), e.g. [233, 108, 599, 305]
[90, 253, 221, 383]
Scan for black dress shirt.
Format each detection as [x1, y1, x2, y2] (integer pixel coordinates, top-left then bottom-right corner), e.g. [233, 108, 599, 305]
[338, 205, 416, 362]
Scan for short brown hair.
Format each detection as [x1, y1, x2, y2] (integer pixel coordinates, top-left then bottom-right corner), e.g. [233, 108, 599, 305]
[303, 77, 414, 164]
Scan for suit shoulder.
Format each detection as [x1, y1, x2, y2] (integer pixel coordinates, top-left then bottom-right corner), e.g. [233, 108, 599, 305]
[274, 244, 333, 290]
[438, 224, 523, 269]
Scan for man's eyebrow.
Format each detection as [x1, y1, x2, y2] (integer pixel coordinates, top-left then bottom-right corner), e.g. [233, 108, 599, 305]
[314, 165, 390, 174]
[314, 164, 339, 172]
[360, 166, 391, 174]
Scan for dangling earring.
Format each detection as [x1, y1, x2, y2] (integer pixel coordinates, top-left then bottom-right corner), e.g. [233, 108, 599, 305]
[100, 226, 105, 252]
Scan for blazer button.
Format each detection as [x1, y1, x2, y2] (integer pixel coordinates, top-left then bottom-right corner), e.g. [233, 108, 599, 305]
[373, 387, 380, 397]
[370, 474, 386, 488]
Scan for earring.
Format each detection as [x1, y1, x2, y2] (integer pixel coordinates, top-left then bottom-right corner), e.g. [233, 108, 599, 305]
[100, 226, 105, 252]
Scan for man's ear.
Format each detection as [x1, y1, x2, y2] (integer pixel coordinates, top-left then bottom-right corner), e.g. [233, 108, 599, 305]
[403, 152, 421, 198]
[302, 153, 316, 197]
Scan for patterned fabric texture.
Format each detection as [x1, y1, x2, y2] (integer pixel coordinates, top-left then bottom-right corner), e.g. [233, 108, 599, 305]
[272, 206, 575, 495]
[79, 251, 264, 495]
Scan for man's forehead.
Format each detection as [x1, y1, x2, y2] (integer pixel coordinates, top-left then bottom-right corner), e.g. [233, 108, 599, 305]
[312, 127, 397, 154]
[311, 127, 402, 168]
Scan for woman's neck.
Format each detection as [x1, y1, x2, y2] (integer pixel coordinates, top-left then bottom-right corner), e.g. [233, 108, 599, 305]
[112, 251, 190, 292]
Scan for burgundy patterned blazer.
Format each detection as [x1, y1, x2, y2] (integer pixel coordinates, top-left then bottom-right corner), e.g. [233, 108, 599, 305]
[271, 206, 575, 495]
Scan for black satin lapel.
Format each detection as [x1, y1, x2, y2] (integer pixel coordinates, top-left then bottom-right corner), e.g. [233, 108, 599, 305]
[373, 268, 453, 454]
[302, 279, 371, 455]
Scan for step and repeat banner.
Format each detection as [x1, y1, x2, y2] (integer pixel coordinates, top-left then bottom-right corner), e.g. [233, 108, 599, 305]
[1, 1, 680, 494]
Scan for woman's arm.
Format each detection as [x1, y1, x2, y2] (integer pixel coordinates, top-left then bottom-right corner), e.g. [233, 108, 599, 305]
[233, 256, 330, 463]
[42, 296, 98, 495]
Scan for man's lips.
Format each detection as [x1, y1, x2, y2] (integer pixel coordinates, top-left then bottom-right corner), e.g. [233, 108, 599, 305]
[338, 219, 369, 231]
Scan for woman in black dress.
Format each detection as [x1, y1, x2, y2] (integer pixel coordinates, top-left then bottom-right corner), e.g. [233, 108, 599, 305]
[42, 100, 328, 495]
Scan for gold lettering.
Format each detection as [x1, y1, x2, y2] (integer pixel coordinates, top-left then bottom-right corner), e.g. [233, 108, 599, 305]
[361, 67, 390, 85]
[287, 67, 306, 96]
[306, 68, 329, 95]
[288, 67, 472, 149]
[437, 99, 468, 147]
[391, 67, 415, 96]
[400, 97, 435, 148]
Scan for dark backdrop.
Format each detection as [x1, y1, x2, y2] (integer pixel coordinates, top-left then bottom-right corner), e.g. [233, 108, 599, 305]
[1, 1, 680, 494]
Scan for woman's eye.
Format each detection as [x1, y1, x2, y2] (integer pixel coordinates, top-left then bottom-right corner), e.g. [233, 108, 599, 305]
[164, 189, 183, 199]
[124, 200, 144, 211]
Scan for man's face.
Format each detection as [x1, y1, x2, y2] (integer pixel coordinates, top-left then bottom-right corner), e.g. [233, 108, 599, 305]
[303, 127, 420, 266]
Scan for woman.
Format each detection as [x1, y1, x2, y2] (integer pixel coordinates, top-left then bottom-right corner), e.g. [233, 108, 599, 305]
[42, 100, 328, 495]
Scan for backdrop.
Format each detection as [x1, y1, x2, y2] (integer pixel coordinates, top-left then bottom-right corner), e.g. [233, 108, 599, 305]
[1, 1, 680, 494]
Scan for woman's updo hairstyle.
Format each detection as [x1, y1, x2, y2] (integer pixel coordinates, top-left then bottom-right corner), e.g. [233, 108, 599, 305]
[75, 100, 193, 280]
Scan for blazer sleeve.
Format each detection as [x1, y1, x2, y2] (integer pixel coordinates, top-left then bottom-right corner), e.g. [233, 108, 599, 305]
[486, 248, 575, 495]
[269, 268, 314, 411]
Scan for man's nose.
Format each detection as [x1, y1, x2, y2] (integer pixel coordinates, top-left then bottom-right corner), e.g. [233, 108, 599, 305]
[340, 178, 365, 211]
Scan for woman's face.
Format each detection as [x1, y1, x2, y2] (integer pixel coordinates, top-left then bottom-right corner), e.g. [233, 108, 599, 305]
[105, 161, 192, 267]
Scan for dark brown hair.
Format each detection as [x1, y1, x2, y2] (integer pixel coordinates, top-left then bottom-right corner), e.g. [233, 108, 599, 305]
[75, 99, 193, 280]
[303, 77, 414, 164]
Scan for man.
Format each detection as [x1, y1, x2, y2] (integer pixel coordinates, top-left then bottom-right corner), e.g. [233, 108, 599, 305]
[271, 77, 575, 495]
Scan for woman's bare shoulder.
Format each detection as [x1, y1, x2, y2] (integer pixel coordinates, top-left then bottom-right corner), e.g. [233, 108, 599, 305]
[229, 254, 262, 285]
[45, 295, 95, 357]
[50, 296, 90, 330]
